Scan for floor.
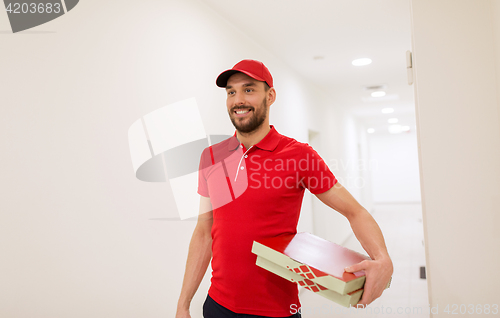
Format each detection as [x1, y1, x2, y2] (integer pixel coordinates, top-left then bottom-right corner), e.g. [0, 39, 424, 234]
[298, 203, 430, 318]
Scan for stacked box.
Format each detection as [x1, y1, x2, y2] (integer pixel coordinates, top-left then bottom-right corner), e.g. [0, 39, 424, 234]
[252, 232, 390, 307]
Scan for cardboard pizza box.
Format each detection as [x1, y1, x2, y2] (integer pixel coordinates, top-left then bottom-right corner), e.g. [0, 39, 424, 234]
[255, 255, 364, 308]
[252, 232, 371, 296]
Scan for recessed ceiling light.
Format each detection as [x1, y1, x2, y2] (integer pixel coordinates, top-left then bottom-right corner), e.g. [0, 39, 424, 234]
[352, 58, 372, 66]
[371, 91, 386, 97]
[367, 128, 375, 134]
[388, 118, 399, 124]
[361, 94, 399, 103]
[381, 107, 394, 114]
[388, 125, 403, 134]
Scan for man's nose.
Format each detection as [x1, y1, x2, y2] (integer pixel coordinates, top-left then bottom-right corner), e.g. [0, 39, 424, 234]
[234, 92, 246, 105]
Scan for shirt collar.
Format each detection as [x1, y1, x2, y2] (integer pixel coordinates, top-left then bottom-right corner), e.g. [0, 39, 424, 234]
[227, 134, 241, 151]
[228, 125, 281, 152]
[254, 125, 280, 151]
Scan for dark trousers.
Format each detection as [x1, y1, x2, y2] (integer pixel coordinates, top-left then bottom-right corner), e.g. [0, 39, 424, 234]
[203, 294, 302, 318]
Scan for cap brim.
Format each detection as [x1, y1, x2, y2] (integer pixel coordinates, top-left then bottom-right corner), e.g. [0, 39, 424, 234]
[216, 70, 239, 88]
[216, 69, 266, 88]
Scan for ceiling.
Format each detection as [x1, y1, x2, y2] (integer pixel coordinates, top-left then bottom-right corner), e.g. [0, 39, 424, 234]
[200, 0, 415, 134]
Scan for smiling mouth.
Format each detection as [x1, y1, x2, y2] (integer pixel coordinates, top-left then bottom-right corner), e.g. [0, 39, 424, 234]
[233, 107, 253, 116]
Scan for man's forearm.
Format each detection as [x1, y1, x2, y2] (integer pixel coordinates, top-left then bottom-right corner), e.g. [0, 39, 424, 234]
[315, 184, 391, 261]
[315, 184, 392, 305]
[177, 224, 213, 311]
[347, 208, 391, 261]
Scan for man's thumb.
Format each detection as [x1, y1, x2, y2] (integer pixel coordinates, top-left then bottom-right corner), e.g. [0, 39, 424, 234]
[344, 261, 366, 273]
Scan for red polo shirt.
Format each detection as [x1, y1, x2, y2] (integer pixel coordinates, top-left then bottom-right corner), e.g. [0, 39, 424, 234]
[198, 126, 337, 317]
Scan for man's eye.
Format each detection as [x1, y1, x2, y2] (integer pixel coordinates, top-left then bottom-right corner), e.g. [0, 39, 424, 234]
[245, 88, 253, 93]
[228, 91, 235, 95]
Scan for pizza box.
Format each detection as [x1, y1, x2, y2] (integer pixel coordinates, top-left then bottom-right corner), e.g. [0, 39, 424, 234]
[255, 255, 364, 307]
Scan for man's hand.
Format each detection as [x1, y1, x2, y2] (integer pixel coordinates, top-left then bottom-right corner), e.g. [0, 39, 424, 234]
[345, 257, 393, 307]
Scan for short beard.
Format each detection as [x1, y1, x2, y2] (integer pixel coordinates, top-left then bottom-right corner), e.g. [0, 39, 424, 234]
[229, 97, 268, 134]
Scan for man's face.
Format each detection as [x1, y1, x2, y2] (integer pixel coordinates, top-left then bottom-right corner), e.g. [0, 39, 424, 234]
[225, 73, 270, 134]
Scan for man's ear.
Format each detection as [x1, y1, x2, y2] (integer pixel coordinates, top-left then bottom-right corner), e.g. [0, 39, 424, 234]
[267, 87, 276, 106]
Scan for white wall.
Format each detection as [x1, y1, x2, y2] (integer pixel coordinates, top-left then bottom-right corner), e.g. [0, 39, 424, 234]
[357, 122, 375, 212]
[312, 108, 363, 246]
[368, 131, 421, 203]
[411, 0, 500, 313]
[0, 1, 346, 317]
[493, 1, 500, 125]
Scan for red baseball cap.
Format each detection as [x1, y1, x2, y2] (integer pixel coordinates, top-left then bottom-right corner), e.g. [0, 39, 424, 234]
[216, 59, 273, 88]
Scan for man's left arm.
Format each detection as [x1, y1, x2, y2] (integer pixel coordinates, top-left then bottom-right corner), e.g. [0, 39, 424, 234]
[315, 182, 393, 307]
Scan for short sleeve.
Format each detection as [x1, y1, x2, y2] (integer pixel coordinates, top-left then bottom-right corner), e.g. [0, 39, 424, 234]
[197, 147, 210, 197]
[299, 144, 337, 194]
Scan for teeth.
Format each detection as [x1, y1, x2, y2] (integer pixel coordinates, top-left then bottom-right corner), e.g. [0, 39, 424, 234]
[236, 110, 249, 114]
